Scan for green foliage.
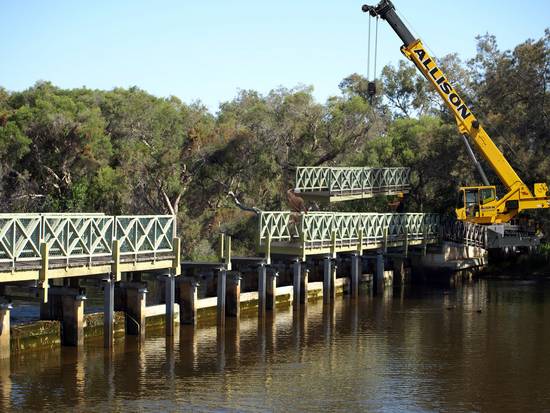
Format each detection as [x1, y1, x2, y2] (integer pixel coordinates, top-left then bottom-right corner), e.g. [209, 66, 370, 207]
[0, 30, 549, 257]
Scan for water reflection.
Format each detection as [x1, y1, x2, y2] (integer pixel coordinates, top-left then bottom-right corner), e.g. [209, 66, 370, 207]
[1, 279, 550, 412]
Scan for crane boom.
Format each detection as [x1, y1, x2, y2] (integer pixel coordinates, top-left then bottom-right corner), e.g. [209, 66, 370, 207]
[363, 0, 550, 224]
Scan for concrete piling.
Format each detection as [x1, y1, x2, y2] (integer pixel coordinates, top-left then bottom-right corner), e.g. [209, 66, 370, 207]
[103, 278, 114, 349]
[40, 287, 86, 347]
[266, 270, 278, 312]
[351, 254, 360, 297]
[165, 274, 175, 337]
[217, 269, 227, 324]
[258, 264, 267, 318]
[375, 251, 385, 294]
[178, 277, 198, 325]
[61, 292, 85, 347]
[323, 258, 332, 304]
[293, 260, 301, 309]
[330, 261, 337, 300]
[226, 272, 241, 318]
[392, 257, 406, 286]
[126, 283, 147, 338]
[0, 303, 12, 359]
[300, 268, 309, 305]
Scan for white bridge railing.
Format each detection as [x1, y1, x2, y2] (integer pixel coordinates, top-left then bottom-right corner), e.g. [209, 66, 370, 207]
[0, 213, 176, 269]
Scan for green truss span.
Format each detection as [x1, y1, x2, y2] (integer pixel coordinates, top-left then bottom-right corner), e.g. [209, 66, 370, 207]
[294, 167, 411, 202]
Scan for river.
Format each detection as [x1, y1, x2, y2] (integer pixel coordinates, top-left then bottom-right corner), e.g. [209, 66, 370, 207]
[1, 278, 550, 412]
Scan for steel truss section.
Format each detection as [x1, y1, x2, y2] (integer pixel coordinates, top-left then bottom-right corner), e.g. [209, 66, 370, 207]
[258, 211, 440, 251]
[294, 167, 411, 201]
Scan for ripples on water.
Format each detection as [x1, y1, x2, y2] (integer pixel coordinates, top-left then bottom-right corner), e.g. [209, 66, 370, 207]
[1, 279, 550, 412]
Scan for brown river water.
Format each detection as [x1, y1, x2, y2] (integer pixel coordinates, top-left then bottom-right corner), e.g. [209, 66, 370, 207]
[1, 278, 550, 412]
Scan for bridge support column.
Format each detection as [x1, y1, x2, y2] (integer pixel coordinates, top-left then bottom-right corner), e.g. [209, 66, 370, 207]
[391, 257, 407, 286]
[103, 278, 114, 349]
[165, 274, 175, 337]
[113, 280, 147, 340]
[375, 251, 385, 294]
[258, 264, 266, 318]
[0, 303, 12, 359]
[226, 272, 241, 318]
[323, 258, 333, 304]
[61, 291, 85, 347]
[266, 270, 278, 312]
[351, 255, 360, 297]
[40, 287, 86, 347]
[293, 260, 301, 310]
[301, 269, 309, 305]
[217, 269, 227, 324]
[178, 277, 198, 325]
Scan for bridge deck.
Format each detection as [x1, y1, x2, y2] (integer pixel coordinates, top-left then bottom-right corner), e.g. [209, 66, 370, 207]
[0, 214, 180, 283]
[294, 167, 411, 202]
[258, 211, 440, 259]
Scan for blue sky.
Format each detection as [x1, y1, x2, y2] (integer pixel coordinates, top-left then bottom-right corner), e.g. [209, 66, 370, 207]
[1, 0, 549, 111]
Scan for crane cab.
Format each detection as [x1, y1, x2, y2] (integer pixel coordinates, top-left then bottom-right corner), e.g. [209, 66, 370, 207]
[456, 186, 497, 223]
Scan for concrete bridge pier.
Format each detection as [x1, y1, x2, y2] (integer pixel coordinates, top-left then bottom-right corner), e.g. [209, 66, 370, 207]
[351, 254, 361, 297]
[323, 257, 336, 304]
[40, 286, 86, 347]
[164, 273, 175, 337]
[375, 251, 385, 295]
[301, 268, 309, 305]
[0, 303, 12, 359]
[226, 272, 241, 318]
[258, 264, 267, 318]
[217, 269, 227, 325]
[178, 277, 198, 325]
[103, 278, 114, 349]
[121, 282, 148, 339]
[266, 269, 278, 312]
[391, 257, 409, 286]
[292, 260, 302, 310]
[61, 290, 86, 347]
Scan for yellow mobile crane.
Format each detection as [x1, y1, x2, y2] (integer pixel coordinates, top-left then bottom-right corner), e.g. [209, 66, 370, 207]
[362, 1, 550, 225]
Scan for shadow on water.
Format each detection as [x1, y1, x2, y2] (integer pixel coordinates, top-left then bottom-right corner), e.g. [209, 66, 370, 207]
[1, 279, 550, 412]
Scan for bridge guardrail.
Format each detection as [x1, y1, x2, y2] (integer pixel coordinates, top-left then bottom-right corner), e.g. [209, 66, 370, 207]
[294, 167, 411, 195]
[258, 211, 440, 248]
[116, 215, 175, 259]
[0, 213, 176, 269]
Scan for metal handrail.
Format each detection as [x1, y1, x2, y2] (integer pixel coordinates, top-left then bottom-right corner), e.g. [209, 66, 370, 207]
[258, 211, 440, 246]
[0, 214, 176, 268]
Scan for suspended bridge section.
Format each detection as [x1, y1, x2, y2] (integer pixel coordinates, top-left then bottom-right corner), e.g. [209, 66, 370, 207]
[294, 166, 411, 202]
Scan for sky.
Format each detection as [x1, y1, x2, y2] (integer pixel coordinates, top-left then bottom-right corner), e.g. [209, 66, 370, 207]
[1, 0, 549, 112]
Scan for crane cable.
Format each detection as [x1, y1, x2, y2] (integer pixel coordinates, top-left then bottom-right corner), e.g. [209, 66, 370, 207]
[367, 15, 371, 81]
[366, 14, 379, 104]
